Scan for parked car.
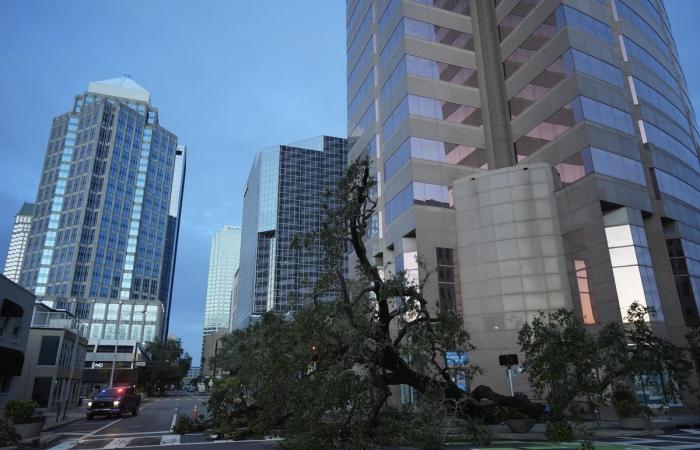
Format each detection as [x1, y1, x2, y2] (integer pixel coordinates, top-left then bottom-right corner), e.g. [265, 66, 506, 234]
[86, 386, 140, 420]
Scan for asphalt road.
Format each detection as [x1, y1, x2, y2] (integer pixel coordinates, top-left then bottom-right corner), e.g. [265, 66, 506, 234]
[47, 395, 700, 450]
[47, 391, 218, 450]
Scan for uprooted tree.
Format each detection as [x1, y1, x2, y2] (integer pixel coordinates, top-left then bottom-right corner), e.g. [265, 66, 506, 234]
[212, 159, 542, 448]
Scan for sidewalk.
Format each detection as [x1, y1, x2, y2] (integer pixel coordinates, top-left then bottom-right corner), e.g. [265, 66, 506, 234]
[482, 417, 700, 442]
[41, 405, 86, 432]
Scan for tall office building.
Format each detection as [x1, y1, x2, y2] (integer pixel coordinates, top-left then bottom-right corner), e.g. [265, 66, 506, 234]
[233, 136, 347, 329]
[346, 0, 700, 396]
[19, 76, 185, 378]
[160, 144, 186, 338]
[3, 202, 35, 283]
[203, 225, 241, 336]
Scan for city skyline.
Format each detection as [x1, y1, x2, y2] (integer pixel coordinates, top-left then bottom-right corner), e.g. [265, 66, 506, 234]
[1, 0, 699, 365]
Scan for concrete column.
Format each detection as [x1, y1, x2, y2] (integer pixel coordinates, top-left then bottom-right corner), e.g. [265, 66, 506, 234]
[471, 0, 515, 169]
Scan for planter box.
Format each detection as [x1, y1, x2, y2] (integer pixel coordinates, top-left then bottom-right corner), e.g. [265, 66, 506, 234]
[505, 419, 536, 433]
[13, 421, 44, 439]
[619, 417, 647, 430]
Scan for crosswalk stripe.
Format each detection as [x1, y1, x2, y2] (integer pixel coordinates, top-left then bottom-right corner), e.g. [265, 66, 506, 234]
[104, 437, 133, 448]
[47, 438, 79, 450]
[159, 435, 181, 445]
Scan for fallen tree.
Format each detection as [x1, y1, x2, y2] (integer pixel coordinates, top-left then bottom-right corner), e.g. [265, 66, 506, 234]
[214, 159, 541, 448]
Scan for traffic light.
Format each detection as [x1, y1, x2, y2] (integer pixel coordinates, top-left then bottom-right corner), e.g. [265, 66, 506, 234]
[310, 345, 320, 362]
[499, 354, 518, 367]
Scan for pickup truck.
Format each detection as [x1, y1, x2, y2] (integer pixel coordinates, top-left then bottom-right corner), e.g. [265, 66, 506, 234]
[86, 386, 141, 419]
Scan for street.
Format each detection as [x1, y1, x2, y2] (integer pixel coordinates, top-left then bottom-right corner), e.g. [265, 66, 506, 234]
[46, 394, 700, 450]
[43, 391, 279, 450]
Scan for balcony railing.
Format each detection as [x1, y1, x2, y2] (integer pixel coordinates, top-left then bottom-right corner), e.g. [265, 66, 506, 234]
[32, 310, 87, 337]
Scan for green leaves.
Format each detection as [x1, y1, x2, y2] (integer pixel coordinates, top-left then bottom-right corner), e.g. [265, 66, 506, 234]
[517, 302, 693, 420]
[138, 338, 191, 393]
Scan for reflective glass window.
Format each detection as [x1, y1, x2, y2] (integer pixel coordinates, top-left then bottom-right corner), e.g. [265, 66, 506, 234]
[406, 54, 478, 87]
[385, 182, 453, 224]
[349, 68, 376, 127]
[655, 170, 700, 210]
[509, 56, 566, 118]
[644, 121, 700, 172]
[384, 137, 487, 181]
[348, 6, 374, 65]
[499, 0, 539, 40]
[633, 77, 688, 131]
[414, 0, 469, 15]
[404, 18, 474, 51]
[617, 0, 667, 55]
[408, 95, 482, 126]
[624, 37, 678, 91]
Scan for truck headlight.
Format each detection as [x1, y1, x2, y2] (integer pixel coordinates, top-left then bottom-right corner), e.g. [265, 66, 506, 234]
[87, 401, 92, 407]
[113, 400, 120, 407]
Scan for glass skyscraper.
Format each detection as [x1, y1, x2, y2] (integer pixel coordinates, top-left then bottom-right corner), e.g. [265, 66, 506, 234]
[203, 225, 241, 336]
[233, 136, 347, 329]
[3, 202, 34, 283]
[347, 0, 700, 396]
[18, 76, 185, 347]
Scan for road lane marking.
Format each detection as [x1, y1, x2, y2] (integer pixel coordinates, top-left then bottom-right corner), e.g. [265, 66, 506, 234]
[169, 398, 181, 431]
[104, 437, 133, 448]
[80, 418, 123, 441]
[47, 438, 79, 450]
[87, 430, 172, 438]
[160, 435, 181, 445]
[124, 438, 283, 448]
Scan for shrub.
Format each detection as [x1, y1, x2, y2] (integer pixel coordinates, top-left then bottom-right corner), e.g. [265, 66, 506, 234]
[4, 400, 41, 424]
[467, 420, 493, 447]
[172, 414, 207, 435]
[612, 389, 647, 418]
[545, 421, 574, 442]
[0, 419, 19, 446]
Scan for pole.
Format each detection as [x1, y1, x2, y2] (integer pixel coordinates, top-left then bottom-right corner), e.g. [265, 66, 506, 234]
[507, 366, 514, 396]
[213, 340, 218, 381]
[109, 338, 117, 388]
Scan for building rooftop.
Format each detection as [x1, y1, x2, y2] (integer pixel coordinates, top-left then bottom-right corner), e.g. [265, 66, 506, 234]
[87, 75, 150, 103]
[18, 202, 35, 217]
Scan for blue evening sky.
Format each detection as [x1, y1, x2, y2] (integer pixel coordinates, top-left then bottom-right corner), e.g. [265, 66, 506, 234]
[0, 1, 698, 363]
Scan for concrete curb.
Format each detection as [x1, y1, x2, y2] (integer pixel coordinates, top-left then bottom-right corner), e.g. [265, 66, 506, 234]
[42, 415, 84, 432]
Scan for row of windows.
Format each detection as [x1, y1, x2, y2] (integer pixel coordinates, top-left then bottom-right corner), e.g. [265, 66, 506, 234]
[503, 5, 614, 78]
[633, 77, 689, 133]
[386, 181, 452, 224]
[642, 121, 700, 173]
[348, 68, 376, 129]
[384, 136, 487, 181]
[554, 147, 646, 189]
[413, 0, 469, 16]
[510, 47, 625, 118]
[655, 169, 700, 212]
[515, 96, 633, 160]
[89, 323, 157, 342]
[623, 36, 678, 93]
[383, 94, 482, 143]
[348, 4, 374, 66]
[616, 0, 668, 58]
[381, 17, 473, 70]
[382, 54, 478, 111]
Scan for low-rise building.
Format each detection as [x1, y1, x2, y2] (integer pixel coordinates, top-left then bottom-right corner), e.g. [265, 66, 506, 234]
[0, 275, 34, 410]
[21, 303, 88, 411]
[202, 329, 227, 378]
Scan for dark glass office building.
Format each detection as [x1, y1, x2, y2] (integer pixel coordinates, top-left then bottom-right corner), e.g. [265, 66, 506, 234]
[347, 0, 700, 398]
[18, 76, 185, 346]
[233, 136, 347, 329]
